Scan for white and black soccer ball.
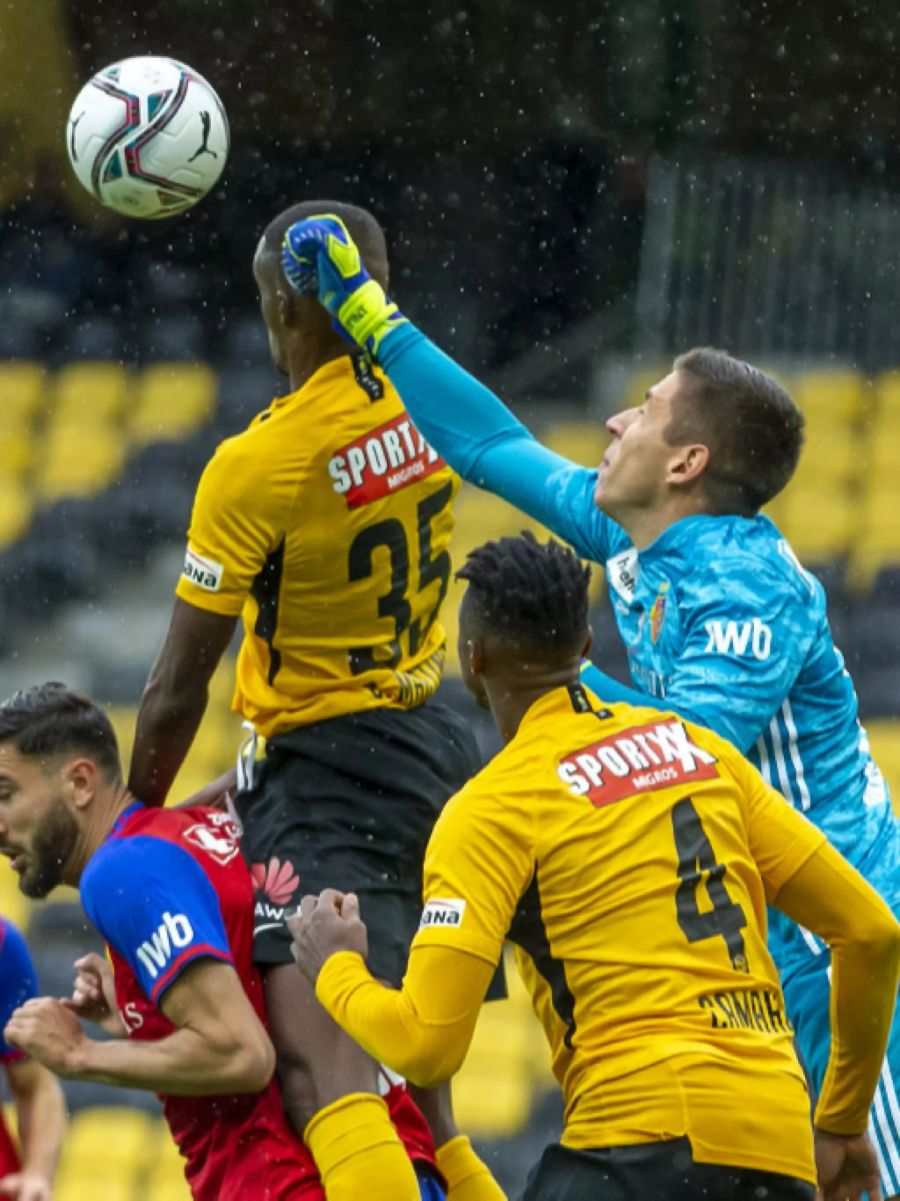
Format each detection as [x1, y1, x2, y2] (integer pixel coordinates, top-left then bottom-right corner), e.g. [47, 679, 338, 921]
[66, 55, 229, 219]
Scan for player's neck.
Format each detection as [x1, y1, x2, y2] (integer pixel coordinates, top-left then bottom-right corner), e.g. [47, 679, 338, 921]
[64, 785, 136, 885]
[486, 669, 580, 743]
[287, 338, 351, 392]
[617, 494, 709, 551]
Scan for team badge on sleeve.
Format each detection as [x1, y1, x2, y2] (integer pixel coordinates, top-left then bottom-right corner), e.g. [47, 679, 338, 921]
[419, 898, 466, 929]
[181, 547, 224, 592]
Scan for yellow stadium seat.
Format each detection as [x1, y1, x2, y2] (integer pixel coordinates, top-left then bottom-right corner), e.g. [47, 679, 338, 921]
[56, 1107, 155, 1201]
[130, 364, 217, 446]
[622, 364, 670, 411]
[791, 368, 868, 426]
[544, 420, 607, 469]
[792, 428, 861, 488]
[848, 482, 900, 588]
[0, 861, 30, 928]
[0, 429, 35, 475]
[860, 424, 900, 484]
[143, 1119, 192, 1200]
[35, 427, 124, 501]
[0, 482, 33, 548]
[778, 485, 857, 561]
[875, 371, 900, 420]
[867, 721, 900, 810]
[54, 362, 129, 423]
[0, 361, 45, 425]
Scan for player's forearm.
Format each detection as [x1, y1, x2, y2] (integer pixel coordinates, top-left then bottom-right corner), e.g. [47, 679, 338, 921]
[11, 1064, 65, 1185]
[316, 949, 486, 1088]
[65, 1023, 274, 1095]
[378, 326, 592, 540]
[775, 843, 900, 1132]
[129, 673, 209, 806]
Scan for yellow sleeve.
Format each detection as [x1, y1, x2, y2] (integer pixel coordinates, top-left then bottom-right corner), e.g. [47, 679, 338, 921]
[772, 840, 900, 1134]
[315, 946, 496, 1088]
[413, 776, 535, 964]
[174, 436, 297, 616]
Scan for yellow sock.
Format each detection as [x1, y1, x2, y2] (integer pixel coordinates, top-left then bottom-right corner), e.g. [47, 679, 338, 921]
[304, 1092, 420, 1201]
[436, 1134, 508, 1201]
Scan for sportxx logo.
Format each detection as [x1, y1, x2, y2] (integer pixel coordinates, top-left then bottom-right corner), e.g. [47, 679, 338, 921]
[135, 912, 194, 980]
[328, 414, 445, 508]
[704, 619, 772, 661]
[557, 719, 719, 808]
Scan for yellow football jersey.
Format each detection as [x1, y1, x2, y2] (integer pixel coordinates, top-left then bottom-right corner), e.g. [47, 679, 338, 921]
[175, 355, 458, 737]
[414, 682, 827, 1182]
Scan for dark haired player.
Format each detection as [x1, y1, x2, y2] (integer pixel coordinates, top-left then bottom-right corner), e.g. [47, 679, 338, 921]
[0, 918, 65, 1201]
[282, 215, 900, 1198]
[292, 531, 900, 1201]
[127, 201, 500, 1199]
[0, 683, 438, 1201]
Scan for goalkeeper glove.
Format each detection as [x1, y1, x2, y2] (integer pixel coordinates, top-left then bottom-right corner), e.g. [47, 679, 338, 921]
[281, 214, 407, 357]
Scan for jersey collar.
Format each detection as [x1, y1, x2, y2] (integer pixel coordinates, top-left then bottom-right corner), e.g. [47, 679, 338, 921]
[517, 683, 612, 734]
[105, 800, 146, 843]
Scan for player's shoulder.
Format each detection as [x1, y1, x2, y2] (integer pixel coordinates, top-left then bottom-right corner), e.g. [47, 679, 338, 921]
[676, 514, 823, 607]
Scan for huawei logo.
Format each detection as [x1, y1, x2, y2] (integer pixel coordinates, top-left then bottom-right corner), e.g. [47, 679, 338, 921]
[250, 857, 300, 905]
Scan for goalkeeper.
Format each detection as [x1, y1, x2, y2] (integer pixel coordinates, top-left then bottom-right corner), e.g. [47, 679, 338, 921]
[282, 214, 900, 1200]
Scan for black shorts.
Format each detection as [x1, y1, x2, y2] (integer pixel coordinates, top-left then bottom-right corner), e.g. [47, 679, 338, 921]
[521, 1140, 814, 1201]
[236, 700, 481, 985]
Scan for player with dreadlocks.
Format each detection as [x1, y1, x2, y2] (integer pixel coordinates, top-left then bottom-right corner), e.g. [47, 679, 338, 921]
[291, 532, 899, 1201]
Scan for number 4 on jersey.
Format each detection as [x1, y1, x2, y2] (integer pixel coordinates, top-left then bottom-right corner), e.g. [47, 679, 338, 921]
[672, 796, 749, 972]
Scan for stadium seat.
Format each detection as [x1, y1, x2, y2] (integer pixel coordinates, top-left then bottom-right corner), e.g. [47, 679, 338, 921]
[544, 419, 607, 469]
[777, 484, 857, 561]
[848, 483, 900, 589]
[867, 720, 900, 808]
[874, 370, 900, 421]
[35, 426, 125, 502]
[0, 860, 29, 929]
[791, 368, 868, 426]
[0, 361, 45, 426]
[792, 427, 860, 488]
[129, 363, 217, 446]
[55, 1107, 157, 1201]
[0, 482, 33, 548]
[144, 1118, 192, 1201]
[0, 429, 35, 475]
[53, 362, 129, 423]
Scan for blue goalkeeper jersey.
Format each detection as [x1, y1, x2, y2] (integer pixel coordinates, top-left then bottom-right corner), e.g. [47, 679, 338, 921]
[378, 324, 900, 984]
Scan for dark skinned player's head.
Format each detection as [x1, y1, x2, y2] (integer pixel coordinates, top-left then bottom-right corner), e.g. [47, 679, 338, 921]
[253, 201, 389, 375]
[456, 531, 592, 711]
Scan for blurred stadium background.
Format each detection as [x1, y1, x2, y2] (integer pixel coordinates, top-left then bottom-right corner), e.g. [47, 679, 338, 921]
[1, 0, 900, 1196]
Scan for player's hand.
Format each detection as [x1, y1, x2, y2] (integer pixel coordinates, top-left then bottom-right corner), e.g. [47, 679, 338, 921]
[814, 1128, 882, 1201]
[281, 215, 407, 357]
[61, 952, 125, 1037]
[0, 1171, 53, 1201]
[288, 888, 369, 983]
[4, 997, 88, 1078]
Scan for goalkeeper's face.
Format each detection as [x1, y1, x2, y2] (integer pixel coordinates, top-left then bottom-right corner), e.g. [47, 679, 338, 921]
[0, 744, 80, 899]
[595, 371, 692, 518]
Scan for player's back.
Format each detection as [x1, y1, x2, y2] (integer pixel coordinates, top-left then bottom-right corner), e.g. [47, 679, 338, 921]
[176, 355, 458, 738]
[82, 803, 321, 1201]
[473, 687, 816, 1175]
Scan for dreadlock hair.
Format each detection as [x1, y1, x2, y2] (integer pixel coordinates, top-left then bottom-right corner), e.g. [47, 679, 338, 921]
[0, 682, 121, 780]
[456, 531, 591, 660]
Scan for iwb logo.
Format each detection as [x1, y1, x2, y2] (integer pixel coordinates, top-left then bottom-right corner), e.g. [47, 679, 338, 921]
[135, 912, 194, 980]
[704, 619, 772, 661]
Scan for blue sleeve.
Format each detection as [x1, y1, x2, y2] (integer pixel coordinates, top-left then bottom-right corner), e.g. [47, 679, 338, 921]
[656, 584, 817, 755]
[579, 661, 669, 711]
[81, 837, 233, 1005]
[0, 922, 38, 1061]
[379, 325, 629, 563]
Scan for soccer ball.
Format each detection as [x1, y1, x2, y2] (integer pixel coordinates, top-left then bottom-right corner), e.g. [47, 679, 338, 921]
[66, 55, 229, 219]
